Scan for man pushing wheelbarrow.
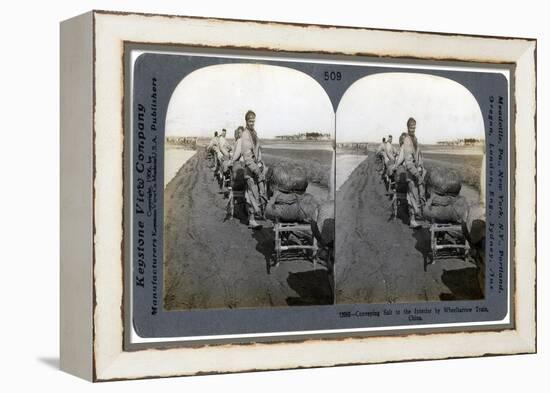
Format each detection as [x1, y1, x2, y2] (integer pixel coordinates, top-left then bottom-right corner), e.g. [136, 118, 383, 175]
[230, 110, 268, 229]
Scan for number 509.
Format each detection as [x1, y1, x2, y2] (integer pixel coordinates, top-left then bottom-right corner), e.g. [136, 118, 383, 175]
[324, 71, 342, 81]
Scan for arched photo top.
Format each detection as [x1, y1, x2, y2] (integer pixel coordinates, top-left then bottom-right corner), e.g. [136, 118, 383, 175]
[165, 63, 335, 140]
[336, 72, 485, 145]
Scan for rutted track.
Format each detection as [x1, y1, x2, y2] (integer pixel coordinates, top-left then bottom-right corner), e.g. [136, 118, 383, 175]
[164, 151, 482, 309]
[163, 151, 333, 310]
[335, 155, 483, 304]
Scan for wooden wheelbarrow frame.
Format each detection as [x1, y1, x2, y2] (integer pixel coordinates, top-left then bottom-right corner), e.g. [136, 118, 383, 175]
[426, 222, 470, 269]
[272, 221, 318, 269]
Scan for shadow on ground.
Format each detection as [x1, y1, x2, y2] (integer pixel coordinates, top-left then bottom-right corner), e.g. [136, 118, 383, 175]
[251, 226, 276, 273]
[412, 225, 484, 300]
[37, 357, 59, 370]
[286, 270, 333, 306]
[412, 227, 431, 269]
[439, 267, 483, 300]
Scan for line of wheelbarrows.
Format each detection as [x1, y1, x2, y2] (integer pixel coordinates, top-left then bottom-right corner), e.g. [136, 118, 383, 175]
[378, 156, 486, 289]
[207, 151, 335, 286]
[207, 147, 486, 296]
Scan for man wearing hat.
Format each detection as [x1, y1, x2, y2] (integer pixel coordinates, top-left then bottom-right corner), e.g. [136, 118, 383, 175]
[395, 117, 425, 228]
[231, 110, 266, 229]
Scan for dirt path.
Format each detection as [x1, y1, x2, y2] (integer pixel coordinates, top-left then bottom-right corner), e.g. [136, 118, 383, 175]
[163, 151, 332, 310]
[335, 155, 483, 304]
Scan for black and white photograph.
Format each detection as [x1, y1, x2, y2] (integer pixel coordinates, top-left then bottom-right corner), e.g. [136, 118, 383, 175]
[160, 64, 495, 313]
[130, 46, 514, 343]
[162, 61, 336, 310]
[335, 72, 487, 304]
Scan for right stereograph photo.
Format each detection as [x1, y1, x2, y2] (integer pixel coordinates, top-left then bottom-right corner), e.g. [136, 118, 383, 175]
[335, 72, 486, 304]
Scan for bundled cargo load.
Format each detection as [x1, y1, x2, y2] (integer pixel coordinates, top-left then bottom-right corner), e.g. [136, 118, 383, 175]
[312, 201, 335, 247]
[230, 161, 246, 191]
[465, 202, 486, 245]
[392, 165, 409, 193]
[464, 201, 486, 290]
[423, 194, 469, 224]
[426, 166, 462, 196]
[266, 162, 308, 193]
[265, 192, 319, 223]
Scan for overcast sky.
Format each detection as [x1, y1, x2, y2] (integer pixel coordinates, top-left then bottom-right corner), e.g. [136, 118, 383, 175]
[165, 63, 335, 138]
[336, 72, 485, 144]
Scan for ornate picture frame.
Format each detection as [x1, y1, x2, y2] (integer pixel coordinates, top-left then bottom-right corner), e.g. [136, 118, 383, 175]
[60, 10, 536, 381]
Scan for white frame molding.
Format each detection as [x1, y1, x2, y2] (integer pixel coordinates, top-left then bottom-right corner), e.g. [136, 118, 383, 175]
[60, 10, 536, 381]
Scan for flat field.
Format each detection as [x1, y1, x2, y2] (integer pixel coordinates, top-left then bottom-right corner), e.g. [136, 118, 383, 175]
[366, 144, 484, 192]
[422, 152, 483, 192]
[262, 147, 333, 189]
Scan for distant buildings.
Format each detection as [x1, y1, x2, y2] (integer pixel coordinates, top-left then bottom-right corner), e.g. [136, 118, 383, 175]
[436, 138, 484, 146]
[166, 136, 198, 148]
[275, 132, 332, 141]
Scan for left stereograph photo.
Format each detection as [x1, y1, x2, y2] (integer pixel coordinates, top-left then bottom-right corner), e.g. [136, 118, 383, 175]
[133, 55, 338, 311]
